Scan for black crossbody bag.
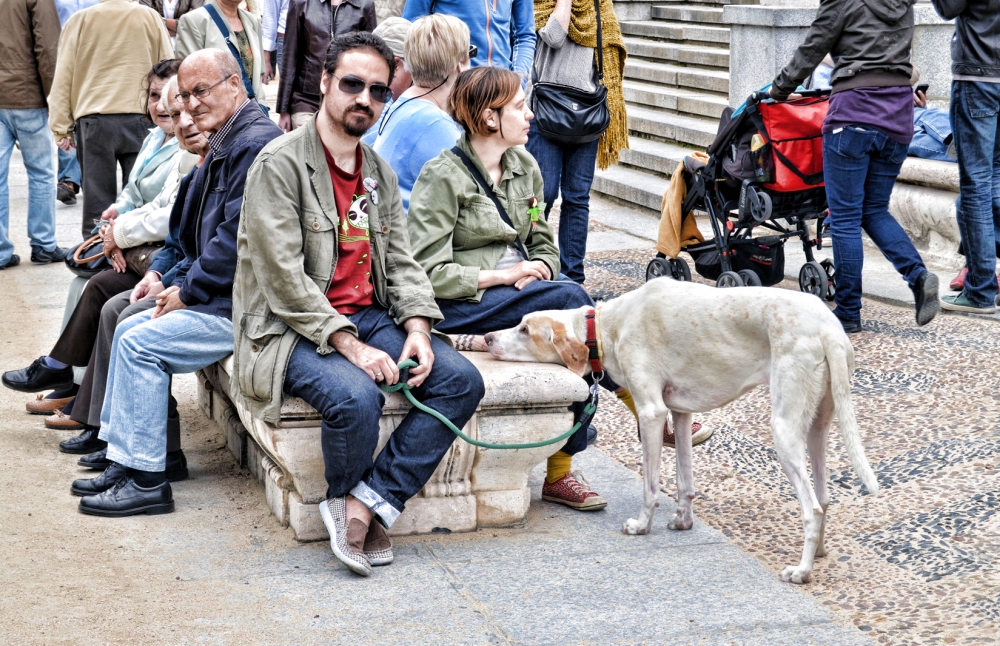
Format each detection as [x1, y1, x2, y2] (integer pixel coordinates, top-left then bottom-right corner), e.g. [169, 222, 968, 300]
[531, 0, 610, 144]
[450, 146, 530, 260]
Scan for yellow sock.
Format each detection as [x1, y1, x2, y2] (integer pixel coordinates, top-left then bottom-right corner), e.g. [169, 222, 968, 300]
[616, 389, 639, 420]
[546, 450, 573, 484]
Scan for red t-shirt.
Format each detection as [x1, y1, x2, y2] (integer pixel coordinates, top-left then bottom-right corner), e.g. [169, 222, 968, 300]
[323, 144, 373, 314]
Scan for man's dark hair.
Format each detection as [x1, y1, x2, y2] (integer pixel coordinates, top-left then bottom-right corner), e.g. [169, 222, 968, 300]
[324, 31, 396, 86]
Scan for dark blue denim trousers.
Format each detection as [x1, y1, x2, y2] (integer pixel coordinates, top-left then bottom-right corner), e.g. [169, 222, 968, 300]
[526, 120, 599, 284]
[823, 126, 926, 321]
[951, 80, 1000, 307]
[436, 280, 606, 456]
[283, 306, 485, 528]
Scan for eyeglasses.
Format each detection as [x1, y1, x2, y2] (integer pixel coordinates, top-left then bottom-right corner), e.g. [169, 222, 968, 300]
[175, 76, 234, 104]
[331, 74, 392, 104]
[469, 44, 478, 59]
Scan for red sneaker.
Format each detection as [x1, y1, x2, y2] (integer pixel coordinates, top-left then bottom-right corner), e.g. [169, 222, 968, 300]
[663, 421, 714, 448]
[950, 267, 1000, 291]
[542, 471, 607, 511]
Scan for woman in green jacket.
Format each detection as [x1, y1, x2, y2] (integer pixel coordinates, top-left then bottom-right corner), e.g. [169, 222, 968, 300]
[407, 66, 609, 512]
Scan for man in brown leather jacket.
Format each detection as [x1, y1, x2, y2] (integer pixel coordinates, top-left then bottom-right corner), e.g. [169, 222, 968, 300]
[277, 0, 376, 131]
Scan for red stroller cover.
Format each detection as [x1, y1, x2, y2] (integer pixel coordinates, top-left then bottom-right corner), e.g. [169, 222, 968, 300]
[754, 96, 829, 193]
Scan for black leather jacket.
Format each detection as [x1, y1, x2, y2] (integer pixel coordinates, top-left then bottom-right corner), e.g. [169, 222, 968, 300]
[932, 0, 1000, 78]
[771, 0, 915, 99]
[277, 0, 376, 114]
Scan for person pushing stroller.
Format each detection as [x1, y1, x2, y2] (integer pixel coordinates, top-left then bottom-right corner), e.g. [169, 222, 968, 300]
[769, 0, 939, 333]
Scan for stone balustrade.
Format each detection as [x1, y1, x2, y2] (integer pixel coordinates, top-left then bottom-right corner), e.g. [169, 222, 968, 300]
[196, 353, 588, 541]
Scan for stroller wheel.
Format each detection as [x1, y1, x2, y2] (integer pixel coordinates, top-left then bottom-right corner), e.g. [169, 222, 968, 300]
[670, 257, 692, 282]
[799, 261, 827, 298]
[738, 269, 762, 286]
[645, 257, 671, 282]
[717, 271, 745, 288]
[820, 259, 836, 301]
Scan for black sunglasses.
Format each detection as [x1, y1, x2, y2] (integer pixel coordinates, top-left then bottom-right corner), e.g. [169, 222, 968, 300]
[331, 74, 392, 103]
[469, 44, 478, 59]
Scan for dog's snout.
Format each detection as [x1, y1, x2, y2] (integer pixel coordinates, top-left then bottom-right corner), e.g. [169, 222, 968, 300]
[483, 332, 496, 345]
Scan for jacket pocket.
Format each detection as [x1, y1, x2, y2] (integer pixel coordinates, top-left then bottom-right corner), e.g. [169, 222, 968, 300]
[302, 210, 335, 280]
[236, 313, 289, 402]
[454, 195, 503, 248]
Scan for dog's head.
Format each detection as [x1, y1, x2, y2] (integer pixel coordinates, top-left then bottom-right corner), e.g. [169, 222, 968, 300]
[483, 308, 590, 376]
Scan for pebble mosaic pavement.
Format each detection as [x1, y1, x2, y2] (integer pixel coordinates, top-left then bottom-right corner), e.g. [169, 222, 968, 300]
[579, 245, 1000, 645]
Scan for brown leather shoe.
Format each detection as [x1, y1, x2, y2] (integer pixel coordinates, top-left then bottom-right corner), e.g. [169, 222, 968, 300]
[44, 410, 85, 430]
[663, 421, 714, 448]
[26, 393, 74, 415]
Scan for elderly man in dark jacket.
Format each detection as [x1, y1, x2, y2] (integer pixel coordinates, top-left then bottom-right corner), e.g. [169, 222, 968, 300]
[935, 0, 1000, 314]
[73, 50, 282, 518]
[0, 0, 67, 268]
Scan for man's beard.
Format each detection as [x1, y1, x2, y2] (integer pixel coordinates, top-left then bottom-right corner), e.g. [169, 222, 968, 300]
[338, 103, 376, 137]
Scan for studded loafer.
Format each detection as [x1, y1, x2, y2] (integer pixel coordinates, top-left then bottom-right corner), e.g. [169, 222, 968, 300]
[44, 410, 85, 430]
[26, 393, 75, 415]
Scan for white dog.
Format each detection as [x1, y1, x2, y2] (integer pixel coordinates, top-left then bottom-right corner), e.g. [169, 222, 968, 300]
[483, 278, 879, 584]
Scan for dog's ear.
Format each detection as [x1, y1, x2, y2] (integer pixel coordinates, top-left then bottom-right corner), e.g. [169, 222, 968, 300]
[550, 321, 589, 377]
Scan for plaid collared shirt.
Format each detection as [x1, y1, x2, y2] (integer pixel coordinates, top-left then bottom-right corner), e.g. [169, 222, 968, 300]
[208, 99, 252, 155]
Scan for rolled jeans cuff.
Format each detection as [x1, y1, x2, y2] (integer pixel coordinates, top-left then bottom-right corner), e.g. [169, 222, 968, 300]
[349, 481, 401, 528]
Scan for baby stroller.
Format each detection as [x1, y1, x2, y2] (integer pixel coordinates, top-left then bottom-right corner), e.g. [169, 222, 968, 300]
[646, 89, 835, 300]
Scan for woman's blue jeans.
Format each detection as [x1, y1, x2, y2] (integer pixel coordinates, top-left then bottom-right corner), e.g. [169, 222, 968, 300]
[823, 126, 926, 322]
[526, 121, 599, 284]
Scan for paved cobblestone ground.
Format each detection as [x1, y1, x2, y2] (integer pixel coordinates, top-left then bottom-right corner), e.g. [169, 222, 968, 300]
[577, 240, 1000, 645]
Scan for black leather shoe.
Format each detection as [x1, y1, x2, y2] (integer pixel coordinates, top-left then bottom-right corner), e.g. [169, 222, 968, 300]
[837, 317, 862, 334]
[59, 427, 107, 455]
[30, 245, 69, 264]
[78, 477, 174, 517]
[166, 450, 189, 483]
[78, 448, 111, 470]
[0, 254, 19, 270]
[71, 462, 126, 496]
[2, 356, 75, 393]
[912, 270, 940, 327]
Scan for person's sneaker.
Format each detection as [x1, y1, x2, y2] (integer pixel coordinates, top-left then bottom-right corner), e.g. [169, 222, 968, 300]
[0, 255, 19, 270]
[57, 181, 78, 205]
[542, 471, 607, 511]
[363, 520, 394, 566]
[2, 357, 75, 393]
[912, 271, 940, 326]
[836, 317, 862, 334]
[30, 246, 69, 264]
[662, 421, 714, 448]
[940, 293, 997, 315]
[318, 497, 372, 576]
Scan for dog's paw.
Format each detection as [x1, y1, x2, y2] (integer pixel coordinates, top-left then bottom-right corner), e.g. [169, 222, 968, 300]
[667, 511, 693, 531]
[623, 518, 647, 535]
[815, 544, 827, 558]
[779, 565, 812, 584]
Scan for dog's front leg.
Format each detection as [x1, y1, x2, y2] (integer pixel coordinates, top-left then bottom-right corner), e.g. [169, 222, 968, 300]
[668, 411, 695, 531]
[623, 400, 668, 536]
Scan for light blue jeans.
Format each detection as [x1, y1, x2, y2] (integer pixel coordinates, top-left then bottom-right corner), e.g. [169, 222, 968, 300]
[909, 106, 955, 162]
[0, 108, 58, 264]
[58, 145, 81, 185]
[100, 309, 233, 472]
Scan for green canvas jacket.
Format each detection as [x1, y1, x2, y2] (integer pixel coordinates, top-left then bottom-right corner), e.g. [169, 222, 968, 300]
[232, 116, 443, 423]
[407, 135, 560, 302]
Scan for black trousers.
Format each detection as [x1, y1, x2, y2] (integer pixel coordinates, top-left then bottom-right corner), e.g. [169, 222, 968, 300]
[50, 268, 142, 367]
[75, 114, 151, 239]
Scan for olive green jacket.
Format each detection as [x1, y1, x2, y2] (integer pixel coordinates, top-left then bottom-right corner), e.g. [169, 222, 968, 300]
[407, 135, 560, 302]
[232, 116, 443, 423]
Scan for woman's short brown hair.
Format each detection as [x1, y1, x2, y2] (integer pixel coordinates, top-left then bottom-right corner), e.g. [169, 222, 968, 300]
[449, 67, 521, 137]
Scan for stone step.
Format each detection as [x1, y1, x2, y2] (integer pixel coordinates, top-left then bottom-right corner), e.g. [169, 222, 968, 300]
[617, 137, 696, 176]
[623, 37, 729, 70]
[651, 4, 724, 24]
[592, 164, 670, 213]
[623, 80, 730, 120]
[627, 104, 721, 149]
[624, 59, 729, 94]
[620, 20, 730, 45]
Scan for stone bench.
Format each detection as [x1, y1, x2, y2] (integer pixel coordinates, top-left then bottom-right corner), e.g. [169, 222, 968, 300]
[195, 353, 587, 541]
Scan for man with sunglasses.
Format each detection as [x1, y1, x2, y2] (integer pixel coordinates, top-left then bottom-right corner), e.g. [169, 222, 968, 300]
[73, 49, 282, 517]
[233, 32, 485, 576]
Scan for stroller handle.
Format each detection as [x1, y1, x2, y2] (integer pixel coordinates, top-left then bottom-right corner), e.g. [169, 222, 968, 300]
[750, 88, 830, 103]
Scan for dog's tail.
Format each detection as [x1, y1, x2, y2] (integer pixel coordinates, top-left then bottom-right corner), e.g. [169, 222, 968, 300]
[823, 334, 879, 497]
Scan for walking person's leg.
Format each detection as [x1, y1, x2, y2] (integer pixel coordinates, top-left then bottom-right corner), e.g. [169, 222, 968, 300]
[9, 109, 60, 261]
[555, 138, 599, 284]
[115, 114, 151, 196]
[944, 80, 1000, 313]
[57, 144, 82, 204]
[76, 116, 120, 239]
[0, 111, 17, 268]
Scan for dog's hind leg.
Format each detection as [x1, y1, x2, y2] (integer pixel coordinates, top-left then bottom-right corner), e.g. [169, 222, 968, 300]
[807, 388, 835, 558]
[623, 394, 669, 536]
[667, 411, 695, 531]
[771, 365, 825, 584]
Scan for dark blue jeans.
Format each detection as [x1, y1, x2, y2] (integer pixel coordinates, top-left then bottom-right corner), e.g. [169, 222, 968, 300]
[823, 126, 927, 321]
[526, 120, 599, 284]
[283, 307, 484, 528]
[951, 80, 1000, 307]
[436, 280, 603, 456]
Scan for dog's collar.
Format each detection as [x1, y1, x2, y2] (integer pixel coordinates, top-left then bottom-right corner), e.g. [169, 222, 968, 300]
[585, 307, 604, 375]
